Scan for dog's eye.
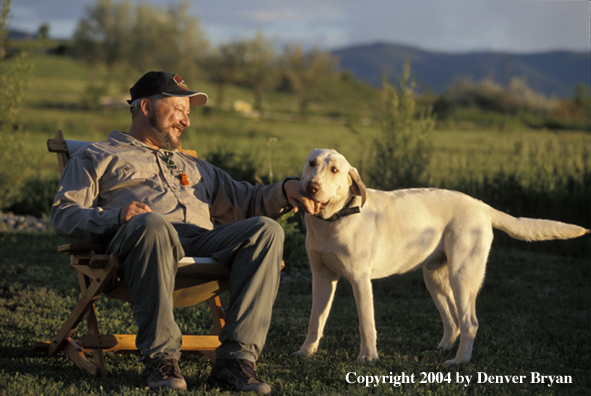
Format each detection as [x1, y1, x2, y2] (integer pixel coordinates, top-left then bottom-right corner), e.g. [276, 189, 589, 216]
[331, 167, 338, 173]
[309, 160, 317, 167]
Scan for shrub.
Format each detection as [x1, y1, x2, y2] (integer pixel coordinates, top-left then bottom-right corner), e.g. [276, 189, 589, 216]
[5, 175, 60, 218]
[203, 147, 264, 184]
[365, 63, 434, 190]
[0, 0, 38, 210]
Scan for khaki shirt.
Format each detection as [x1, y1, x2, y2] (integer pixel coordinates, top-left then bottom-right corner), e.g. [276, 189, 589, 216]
[51, 130, 292, 244]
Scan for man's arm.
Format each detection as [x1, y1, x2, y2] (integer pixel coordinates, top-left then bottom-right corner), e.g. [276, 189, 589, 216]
[201, 161, 315, 224]
[51, 154, 121, 243]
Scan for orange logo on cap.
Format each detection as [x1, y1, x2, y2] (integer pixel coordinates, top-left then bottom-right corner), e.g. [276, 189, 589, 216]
[173, 75, 189, 91]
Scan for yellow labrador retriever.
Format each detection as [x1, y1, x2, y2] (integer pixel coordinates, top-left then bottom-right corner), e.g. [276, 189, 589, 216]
[296, 148, 588, 364]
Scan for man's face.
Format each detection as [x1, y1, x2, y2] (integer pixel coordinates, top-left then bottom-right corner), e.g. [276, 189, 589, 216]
[147, 96, 191, 150]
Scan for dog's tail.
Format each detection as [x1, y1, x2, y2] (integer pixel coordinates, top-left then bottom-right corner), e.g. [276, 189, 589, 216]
[488, 207, 589, 242]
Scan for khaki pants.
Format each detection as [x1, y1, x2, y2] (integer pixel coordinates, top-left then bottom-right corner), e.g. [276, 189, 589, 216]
[107, 212, 284, 367]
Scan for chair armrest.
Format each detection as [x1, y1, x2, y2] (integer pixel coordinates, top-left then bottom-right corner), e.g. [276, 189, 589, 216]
[57, 243, 104, 255]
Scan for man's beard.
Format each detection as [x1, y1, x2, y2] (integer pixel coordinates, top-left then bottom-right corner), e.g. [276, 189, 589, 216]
[148, 113, 180, 151]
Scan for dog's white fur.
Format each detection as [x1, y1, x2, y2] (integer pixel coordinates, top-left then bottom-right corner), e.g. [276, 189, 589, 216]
[296, 148, 589, 364]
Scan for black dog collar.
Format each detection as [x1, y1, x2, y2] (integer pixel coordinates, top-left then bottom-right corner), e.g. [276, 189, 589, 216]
[315, 197, 361, 222]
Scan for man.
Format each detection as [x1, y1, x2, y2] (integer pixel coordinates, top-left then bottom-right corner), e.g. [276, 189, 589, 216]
[51, 71, 316, 394]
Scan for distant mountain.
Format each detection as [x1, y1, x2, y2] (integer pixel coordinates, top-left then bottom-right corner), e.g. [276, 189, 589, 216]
[7, 29, 37, 40]
[332, 42, 590, 98]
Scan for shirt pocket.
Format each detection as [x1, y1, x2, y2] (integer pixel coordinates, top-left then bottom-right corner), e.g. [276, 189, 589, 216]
[101, 163, 162, 193]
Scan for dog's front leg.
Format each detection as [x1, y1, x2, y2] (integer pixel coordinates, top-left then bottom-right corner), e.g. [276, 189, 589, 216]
[296, 259, 339, 357]
[350, 274, 379, 361]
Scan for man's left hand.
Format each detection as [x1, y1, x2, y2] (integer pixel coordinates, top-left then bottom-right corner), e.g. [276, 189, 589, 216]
[284, 179, 319, 214]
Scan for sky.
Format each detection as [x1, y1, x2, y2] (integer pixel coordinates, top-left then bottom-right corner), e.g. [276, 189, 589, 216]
[8, 0, 591, 54]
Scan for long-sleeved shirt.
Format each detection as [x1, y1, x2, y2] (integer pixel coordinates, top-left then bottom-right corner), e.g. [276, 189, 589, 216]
[51, 130, 293, 244]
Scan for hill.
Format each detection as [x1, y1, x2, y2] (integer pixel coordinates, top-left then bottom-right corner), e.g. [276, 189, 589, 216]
[332, 42, 589, 98]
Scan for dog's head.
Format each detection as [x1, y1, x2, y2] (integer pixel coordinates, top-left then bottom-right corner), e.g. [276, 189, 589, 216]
[301, 149, 367, 218]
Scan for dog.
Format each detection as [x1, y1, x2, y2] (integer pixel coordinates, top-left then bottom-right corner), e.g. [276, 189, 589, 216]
[295, 148, 589, 364]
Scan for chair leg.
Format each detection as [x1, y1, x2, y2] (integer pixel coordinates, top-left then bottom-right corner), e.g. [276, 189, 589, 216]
[47, 255, 118, 367]
[79, 272, 107, 378]
[62, 338, 102, 376]
[199, 296, 226, 362]
[208, 296, 225, 335]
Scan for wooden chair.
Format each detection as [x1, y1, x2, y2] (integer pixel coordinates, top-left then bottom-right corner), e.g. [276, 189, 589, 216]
[34, 130, 233, 377]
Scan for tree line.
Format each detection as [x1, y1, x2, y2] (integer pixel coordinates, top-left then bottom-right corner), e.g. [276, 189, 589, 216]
[72, 0, 338, 114]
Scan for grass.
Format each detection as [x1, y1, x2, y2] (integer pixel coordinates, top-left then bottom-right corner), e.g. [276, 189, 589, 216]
[1, 50, 590, 395]
[5, 53, 589, 187]
[0, 231, 589, 395]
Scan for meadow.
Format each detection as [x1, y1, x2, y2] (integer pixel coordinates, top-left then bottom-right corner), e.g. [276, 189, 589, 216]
[0, 52, 589, 395]
[1, 232, 589, 395]
[14, 54, 591, 186]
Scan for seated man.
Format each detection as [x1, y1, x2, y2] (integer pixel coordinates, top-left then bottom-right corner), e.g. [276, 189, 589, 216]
[51, 71, 316, 394]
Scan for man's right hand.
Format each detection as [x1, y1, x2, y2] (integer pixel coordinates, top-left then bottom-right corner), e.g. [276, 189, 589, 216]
[119, 201, 153, 224]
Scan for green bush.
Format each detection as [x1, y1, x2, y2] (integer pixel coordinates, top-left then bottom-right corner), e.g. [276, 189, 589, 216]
[0, 0, 38, 210]
[365, 63, 434, 190]
[4, 175, 60, 217]
[203, 146, 264, 184]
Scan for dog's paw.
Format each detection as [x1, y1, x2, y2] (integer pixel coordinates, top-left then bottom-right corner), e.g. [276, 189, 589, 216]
[437, 332, 459, 350]
[444, 357, 468, 365]
[295, 344, 318, 357]
[356, 352, 379, 362]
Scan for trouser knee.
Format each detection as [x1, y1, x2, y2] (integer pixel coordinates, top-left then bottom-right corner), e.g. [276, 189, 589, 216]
[110, 212, 183, 260]
[126, 212, 178, 248]
[245, 217, 284, 272]
[254, 216, 285, 246]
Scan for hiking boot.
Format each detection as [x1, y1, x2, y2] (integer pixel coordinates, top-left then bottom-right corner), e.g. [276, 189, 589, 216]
[145, 358, 187, 391]
[210, 359, 271, 394]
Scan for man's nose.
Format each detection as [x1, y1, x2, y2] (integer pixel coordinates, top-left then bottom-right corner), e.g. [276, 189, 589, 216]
[181, 112, 190, 127]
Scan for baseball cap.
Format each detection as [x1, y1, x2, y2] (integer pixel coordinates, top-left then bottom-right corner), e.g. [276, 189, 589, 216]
[128, 71, 208, 106]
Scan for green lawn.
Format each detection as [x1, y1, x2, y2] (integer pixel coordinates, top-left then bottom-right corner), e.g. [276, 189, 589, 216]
[0, 232, 589, 395]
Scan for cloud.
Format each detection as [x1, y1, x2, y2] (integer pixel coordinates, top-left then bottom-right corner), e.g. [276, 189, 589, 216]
[7, 0, 590, 53]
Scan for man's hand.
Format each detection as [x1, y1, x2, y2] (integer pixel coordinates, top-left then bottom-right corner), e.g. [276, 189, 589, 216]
[284, 179, 320, 214]
[119, 201, 153, 224]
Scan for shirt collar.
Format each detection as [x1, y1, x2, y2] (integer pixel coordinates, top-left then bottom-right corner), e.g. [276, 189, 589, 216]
[107, 130, 178, 153]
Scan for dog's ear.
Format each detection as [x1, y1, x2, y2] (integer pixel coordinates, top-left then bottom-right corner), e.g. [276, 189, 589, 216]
[348, 166, 367, 207]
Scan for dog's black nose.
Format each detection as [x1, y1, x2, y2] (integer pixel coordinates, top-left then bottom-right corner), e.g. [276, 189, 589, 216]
[307, 181, 320, 195]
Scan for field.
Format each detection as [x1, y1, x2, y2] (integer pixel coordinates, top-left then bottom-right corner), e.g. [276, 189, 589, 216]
[0, 52, 590, 395]
[14, 55, 591, 185]
[1, 233, 589, 395]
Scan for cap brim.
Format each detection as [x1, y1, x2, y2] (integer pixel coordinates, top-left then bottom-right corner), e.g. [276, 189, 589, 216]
[162, 91, 208, 106]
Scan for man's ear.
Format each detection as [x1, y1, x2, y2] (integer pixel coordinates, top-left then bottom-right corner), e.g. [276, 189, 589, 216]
[140, 98, 152, 116]
[348, 166, 367, 207]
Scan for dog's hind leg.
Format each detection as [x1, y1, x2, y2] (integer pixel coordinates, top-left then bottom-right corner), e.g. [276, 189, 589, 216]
[445, 226, 492, 365]
[350, 273, 379, 361]
[423, 263, 460, 351]
[297, 257, 340, 357]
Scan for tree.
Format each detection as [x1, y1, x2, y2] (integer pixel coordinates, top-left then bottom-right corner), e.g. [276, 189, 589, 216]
[127, 1, 208, 80]
[241, 32, 277, 111]
[365, 63, 434, 190]
[573, 83, 591, 118]
[202, 41, 248, 108]
[37, 23, 50, 40]
[0, 0, 37, 209]
[73, 0, 132, 85]
[73, 0, 208, 92]
[280, 44, 338, 115]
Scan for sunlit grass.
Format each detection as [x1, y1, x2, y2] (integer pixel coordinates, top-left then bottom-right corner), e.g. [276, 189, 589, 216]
[0, 233, 589, 395]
